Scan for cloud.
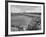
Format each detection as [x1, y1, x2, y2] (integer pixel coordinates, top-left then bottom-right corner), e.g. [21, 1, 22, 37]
[11, 5, 41, 13]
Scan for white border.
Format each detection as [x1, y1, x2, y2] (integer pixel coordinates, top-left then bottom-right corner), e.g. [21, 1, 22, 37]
[8, 2, 43, 35]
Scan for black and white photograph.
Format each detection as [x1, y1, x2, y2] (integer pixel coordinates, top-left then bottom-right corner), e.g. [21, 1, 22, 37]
[7, 1, 45, 35]
[11, 5, 41, 31]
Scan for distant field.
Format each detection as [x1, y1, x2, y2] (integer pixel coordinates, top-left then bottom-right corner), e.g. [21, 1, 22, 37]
[11, 13, 41, 31]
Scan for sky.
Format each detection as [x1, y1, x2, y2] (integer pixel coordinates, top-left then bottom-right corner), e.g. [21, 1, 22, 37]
[11, 5, 41, 13]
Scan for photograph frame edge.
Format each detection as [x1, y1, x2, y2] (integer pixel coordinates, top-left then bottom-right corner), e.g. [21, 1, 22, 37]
[5, 0, 45, 36]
